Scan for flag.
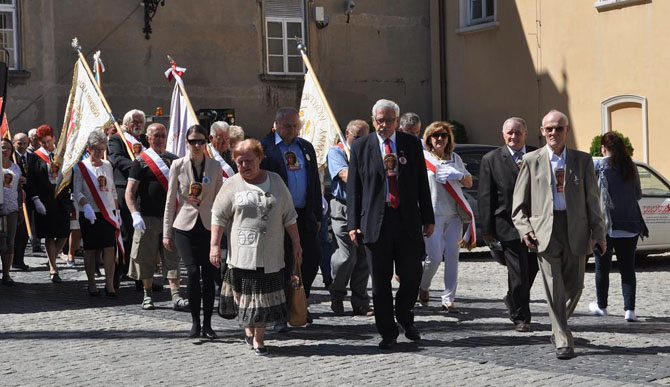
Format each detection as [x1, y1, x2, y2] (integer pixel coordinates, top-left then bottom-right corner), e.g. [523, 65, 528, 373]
[92, 50, 105, 89]
[0, 97, 8, 139]
[298, 68, 341, 169]
[54, 57, 114, 195]
[165, 62, 198, 157]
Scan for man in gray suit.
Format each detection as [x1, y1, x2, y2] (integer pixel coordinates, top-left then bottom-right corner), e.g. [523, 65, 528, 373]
[512, 110, 606, 359]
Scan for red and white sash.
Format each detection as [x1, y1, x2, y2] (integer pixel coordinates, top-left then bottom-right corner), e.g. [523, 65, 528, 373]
[423, 150, 477, 249]
[35, 147, 58, 184]
[77, 158, 125, 261]
[139, 148, 170, 192]
[206, 144, 235, 181]
[123, 131, 146, 156]
[34, 147, 50, 164]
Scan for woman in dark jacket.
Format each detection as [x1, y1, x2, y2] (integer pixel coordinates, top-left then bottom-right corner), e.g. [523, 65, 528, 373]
[589, 132, 648, 322]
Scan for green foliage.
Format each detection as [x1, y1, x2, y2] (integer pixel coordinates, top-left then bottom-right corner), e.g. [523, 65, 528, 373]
[447, 119, 469, 144]
[589, 131, 634, 157]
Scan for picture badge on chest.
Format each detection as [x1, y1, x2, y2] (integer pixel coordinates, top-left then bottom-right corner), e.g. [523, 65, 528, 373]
[3, 172, 13, 188]
[284, 151, 301, 171]
[97, 174, 109, 192]
[383, 153, 398, 177]
[188, 181, 203, 205]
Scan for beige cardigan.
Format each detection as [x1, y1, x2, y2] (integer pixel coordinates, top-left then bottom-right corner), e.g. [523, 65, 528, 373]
[163, 155, 223, 238]
[211, 172, 297, 273]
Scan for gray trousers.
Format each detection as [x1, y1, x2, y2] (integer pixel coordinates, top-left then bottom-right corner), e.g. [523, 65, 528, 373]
[329, 198, 370, 308]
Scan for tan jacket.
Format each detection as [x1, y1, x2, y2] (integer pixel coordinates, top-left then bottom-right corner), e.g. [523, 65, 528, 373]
[163, 155, 223, 238]
[512, 146, 605, 256]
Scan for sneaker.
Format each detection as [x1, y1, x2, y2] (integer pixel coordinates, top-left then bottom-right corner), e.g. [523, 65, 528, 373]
[141, 297, 155, 310]
[625, 310, 638, 322]
[588, 301, 607, 316]
[66, 260, 76, 267]
[254, 347, 269, 356]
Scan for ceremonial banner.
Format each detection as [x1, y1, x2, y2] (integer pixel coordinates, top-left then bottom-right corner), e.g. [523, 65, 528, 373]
[0, 97, 8, 139]
[165, 62, 198, 157]
[54, 57, 114, 195]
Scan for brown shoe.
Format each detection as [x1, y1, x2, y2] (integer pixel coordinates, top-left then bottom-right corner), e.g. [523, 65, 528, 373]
[353, 305, 374, 317]
[514, 321, 532, 332]
[418, 289, 430, 307]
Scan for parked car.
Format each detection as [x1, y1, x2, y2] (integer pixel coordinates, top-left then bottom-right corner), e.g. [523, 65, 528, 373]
[455, 144, 670, 256]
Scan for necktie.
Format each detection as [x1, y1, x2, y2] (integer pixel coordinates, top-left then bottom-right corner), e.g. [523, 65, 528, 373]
[49, 153, 54, 163]
[514, 151, 523, 169]
[384, 139, 400, 209]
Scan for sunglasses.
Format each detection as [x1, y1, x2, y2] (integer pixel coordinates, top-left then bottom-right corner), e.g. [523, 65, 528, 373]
[543, 126, 565, 133]
[187, 139, 207, 146]
[373, 117, 396, 125]
[431, 132, 450, 140]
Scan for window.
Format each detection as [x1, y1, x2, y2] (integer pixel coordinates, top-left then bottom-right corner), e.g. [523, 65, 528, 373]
[468, 0, 495, 26]
[594, 0, 649, 11]
[264, 0, 305, 75]
[637, 164, 670, 198]
[0, 0, 17, 70]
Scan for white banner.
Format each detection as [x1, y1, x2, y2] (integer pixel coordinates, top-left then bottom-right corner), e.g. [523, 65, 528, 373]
[298, 70, 339, 169]
[55, 57, 114, 195]
[166, 81, 197, 157]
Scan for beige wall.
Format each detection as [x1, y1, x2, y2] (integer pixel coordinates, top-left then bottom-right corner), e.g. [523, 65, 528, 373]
[7, 0, 432, 139]
[438, 0, 670, 177]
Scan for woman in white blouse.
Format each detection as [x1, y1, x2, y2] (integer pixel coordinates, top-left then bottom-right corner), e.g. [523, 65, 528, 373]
[1, 138, 23, 285]
[72, 131, 119, 296]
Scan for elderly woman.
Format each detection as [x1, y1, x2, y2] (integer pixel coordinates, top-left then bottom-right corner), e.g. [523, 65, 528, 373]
[210, 139, 302, 356]
[418, 121, 473, 311]
[228, 125, 245, 150]
[1, 138, 22, 285]
[73, 130, 119, 296]
[164, 125, 223, 339]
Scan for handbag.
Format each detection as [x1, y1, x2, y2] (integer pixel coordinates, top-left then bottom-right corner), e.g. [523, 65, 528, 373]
[286, 263, 308, 327]
[217, 275, 238, 320]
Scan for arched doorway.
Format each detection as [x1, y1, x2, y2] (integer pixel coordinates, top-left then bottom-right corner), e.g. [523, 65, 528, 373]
[600, 94, 648, 163]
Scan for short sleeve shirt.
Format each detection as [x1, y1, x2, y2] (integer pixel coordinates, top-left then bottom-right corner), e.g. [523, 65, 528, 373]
[128, 151, 178, 217]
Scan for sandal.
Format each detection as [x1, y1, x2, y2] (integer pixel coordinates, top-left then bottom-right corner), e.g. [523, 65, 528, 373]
[141, 297, 155, 310]
[442, 302, 458, 313]
[173, 297, 190, 311]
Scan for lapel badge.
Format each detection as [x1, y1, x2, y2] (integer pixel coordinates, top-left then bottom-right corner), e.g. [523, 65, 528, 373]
[203, 176, 211, 185]
[305, 153, 311, 162]
[398, 151, 407, 165]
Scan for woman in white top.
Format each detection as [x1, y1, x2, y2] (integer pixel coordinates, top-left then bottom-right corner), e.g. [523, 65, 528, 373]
[418, 122, 473, 311]
[1, 138, 23, 285]
[72, 130, 119, 296]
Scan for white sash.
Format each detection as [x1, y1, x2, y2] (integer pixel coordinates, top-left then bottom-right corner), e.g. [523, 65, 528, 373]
[208, 144, 235, 181]
[140, 148, 170, 190]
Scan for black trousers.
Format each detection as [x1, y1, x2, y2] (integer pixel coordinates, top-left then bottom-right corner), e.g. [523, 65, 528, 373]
[174, 218, 215, 326]
[116, 186, 134, 282]
[594, 235, 638, 311]
[501, 239, 538, 323]
[283, 208, 322, 298]
[14, 211, 29, 266]
[364, 207, 423, 340]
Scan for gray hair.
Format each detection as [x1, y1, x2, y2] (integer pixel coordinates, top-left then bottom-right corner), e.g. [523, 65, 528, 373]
[502, 117, 528, 132]
[88, 129, 109, 148]
[229, 125, 245, 143]
[371, 99, 400, 117]
[542, 109, 569, 127]
[210, 121, 230, 136]
[399, 112, 421, 129]
[274, 107, 299, 122]
[346, 119, 370, 134]
[122, 109, 146, 127]
[28, 128, 37, 139]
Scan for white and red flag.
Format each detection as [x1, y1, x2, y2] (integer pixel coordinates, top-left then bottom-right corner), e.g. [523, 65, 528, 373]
[165, 59, 198, 157]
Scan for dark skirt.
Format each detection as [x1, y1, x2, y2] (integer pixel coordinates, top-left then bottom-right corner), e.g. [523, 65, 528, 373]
[221, 267, 288, 328]
[35, 202, 70, 239]
[80, 212, 117, 250]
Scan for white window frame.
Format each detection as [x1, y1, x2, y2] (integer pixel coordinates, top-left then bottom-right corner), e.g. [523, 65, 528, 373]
[265, 17, 304, 75]
[468, 0, 495, 26]
[0, 0, 18, 70]
[457, 0, 498, 34]
[594, 0, 648, 11]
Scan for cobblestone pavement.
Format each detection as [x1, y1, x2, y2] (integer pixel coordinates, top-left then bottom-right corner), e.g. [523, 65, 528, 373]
[2, 247, 670, 386]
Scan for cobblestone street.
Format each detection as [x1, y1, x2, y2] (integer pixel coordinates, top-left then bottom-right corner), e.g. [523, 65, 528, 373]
[2, 248, 670, 386]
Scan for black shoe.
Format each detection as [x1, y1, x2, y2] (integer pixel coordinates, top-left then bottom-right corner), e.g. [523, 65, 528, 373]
[254, 347, 269, 356]
[202, 326, 218, 340]
[556, 347, 575, 359]
[306, 311, 314, 324]
[331, 300, 345, 315]
[104, 287, 118, 298]
[514, 321, 532, 332]
[2, 276, 15, 286]
[189, 322, 201, 338]
[403, 324, 421, 341]
[352, 305, 374, 317]
[50, 273, 62, 283]
[378, 338, 397, 350]
[273, 322, 289, 333]
[12, 263, 29, 271]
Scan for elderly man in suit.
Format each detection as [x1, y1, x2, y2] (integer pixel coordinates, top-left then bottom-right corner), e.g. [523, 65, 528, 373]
[512, 110, 606, 359]
[479, 117, 538, 332]
[347, 99, 434, 350]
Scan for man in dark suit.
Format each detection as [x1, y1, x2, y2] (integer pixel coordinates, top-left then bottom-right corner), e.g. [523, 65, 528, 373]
[260, 107, 323, 327]
[108, 109, 149, 289]
[347, 99, 434, 350]
[478, 117, 538, 332]
[12, 132, 37, 270]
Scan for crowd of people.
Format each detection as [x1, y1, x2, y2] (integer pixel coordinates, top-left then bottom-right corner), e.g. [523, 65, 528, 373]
[0, 99, 648, 359]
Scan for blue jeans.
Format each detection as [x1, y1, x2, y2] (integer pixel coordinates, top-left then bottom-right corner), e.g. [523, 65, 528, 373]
[594, 235, 638, 311]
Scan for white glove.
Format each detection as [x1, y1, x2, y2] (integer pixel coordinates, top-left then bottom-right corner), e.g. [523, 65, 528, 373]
[83, 204, 96, 224]
[115, 210, 122, 226]
[435, 164, 464, 183]
[131, 211, 146, 231]
[32, 197, 47, 215]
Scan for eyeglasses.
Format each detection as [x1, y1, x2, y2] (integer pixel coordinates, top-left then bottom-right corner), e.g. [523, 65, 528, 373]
[543, 126, 565, 133]
[373, 117, 396, 125]
[150, 133, 166, 139]
[431, 132, 450, 140]
[187, 139, 207, 146]
[90, 147, 107, 153]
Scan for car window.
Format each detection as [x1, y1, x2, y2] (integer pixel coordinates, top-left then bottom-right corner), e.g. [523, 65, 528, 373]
[456, 149, 492, 191]
[637, 164, 670, 197]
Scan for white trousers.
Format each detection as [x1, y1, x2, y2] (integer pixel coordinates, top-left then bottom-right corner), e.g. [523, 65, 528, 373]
[419, 215, 462, 303]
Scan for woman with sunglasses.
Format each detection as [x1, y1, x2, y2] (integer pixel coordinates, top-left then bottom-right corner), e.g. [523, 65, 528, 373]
[418, 122, 473, 312]
[163, 125, 223, 339]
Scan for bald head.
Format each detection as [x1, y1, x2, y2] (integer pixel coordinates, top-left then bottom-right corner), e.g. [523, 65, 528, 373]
[13, 132, 29, 154]
[146, 123, 167, 153]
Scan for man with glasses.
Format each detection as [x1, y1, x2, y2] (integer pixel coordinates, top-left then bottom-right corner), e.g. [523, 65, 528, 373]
[512, 110, 606, 359]
[327, 119, 372, 317]
[125, 123, 187, 311]
[479, 117, 538, 333]
[347, 99, 434, 350]
[260, 107, 323, 331]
